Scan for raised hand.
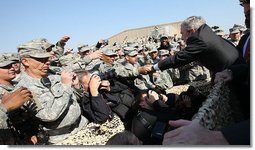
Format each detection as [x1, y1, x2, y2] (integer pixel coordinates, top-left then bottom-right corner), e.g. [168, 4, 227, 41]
[1, 87, 32, 112]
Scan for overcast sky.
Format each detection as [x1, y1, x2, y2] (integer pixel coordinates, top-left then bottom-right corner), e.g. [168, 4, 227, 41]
[0, 0, 250, 53]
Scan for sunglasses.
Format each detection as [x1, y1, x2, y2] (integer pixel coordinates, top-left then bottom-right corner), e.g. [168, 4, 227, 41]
[30, 57, 50, 63]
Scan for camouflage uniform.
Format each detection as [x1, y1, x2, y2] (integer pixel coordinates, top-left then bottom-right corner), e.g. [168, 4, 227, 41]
[52, 40, 65, 58]
[0, 54, 20, 144]
[114, 47, 153, 91]
[59, 53, 83, 72]
[0, 105, 15, 144]
[16, 40, 88, 144]
[77, 44, 94, 65]
[151, 49, 174, 90]
[97, 46, 118, 74]
[58, 51, 94, 72]
[85, 58, 102, 73]
[0, 105, 8, 129]
[151, 70, 173, 90]
[178, 61, 210, 84]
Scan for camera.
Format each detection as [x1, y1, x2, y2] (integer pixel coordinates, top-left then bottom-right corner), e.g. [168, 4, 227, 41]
[98, 69, 117, 80]
[150, 121, 168, 140]
[36, 125, 49, 145]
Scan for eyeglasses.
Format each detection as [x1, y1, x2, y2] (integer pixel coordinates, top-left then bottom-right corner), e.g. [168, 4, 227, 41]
[31, 57, 50, 63]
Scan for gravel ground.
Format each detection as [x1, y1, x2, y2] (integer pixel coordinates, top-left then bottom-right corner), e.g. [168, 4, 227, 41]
[54, 114, 125, 145]
[55, 79, 212, 145]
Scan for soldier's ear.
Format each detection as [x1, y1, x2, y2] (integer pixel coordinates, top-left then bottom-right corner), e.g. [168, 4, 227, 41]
[21, 58, 29, 67]
[125, 55, 129, 61]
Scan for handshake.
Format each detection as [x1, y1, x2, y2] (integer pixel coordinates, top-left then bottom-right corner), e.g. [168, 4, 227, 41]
[138, 64, 156, 75]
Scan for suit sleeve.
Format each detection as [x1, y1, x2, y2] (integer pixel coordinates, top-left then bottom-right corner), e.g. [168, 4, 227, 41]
[221, 120, 250, 145]
[158, 36, 207, 71]
[229, 64, 249, 84]
[81, 95, 112, 124]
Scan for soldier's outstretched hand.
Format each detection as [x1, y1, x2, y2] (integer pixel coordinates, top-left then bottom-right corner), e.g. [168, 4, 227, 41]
[88, 50, 103, 60]
[214, 69, 233, 84]
[60, 35, 70, 43]
[138, 64, 152, 75]
[1, 87, 32, 112]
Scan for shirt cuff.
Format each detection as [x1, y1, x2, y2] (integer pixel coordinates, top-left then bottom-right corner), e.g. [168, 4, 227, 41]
[153, 63, 160, 71]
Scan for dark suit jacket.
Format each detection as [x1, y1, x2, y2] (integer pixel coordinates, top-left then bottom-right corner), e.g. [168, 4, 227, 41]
[230, 32, 250, 83]
[221, 32, 250, 145]
[229, 32, 250, 119]
[221, 120, 250, 145]
[157, 24, 239, 74]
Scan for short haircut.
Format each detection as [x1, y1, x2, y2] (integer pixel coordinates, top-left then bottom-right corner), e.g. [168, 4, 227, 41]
[181, 16, 206, 31]
[73, 69, 91, 85]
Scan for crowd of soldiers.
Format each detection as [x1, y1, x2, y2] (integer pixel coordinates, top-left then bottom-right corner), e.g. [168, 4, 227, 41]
[0, 13, 248, 145]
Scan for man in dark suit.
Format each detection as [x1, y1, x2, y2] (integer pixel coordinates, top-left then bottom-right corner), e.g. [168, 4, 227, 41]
[215, 0, 250, 119]
[163, 0, 250, 145]
[146, 16, 239, 77]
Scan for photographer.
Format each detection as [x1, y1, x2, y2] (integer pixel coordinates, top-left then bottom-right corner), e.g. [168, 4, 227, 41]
[131, 87, 206, 144]
[89, 46, 137, 129]
[74, 70, 113, 124]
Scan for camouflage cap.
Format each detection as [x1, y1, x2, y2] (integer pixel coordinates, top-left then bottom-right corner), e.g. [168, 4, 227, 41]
[137, 45, 144, 52]
[113, 46, 124, 56]
[160, 34, 169, 39]
[158, 49, 170, 56]
[233, 24, 246, 32]
[102, 46, 117, 56]
[211, 26, 219, 32]
[0, 54, 16, 67]
[17, 40, 51, 58]
[148, 47, 158, 53]
[123, 47, 138, 56]
[3, 53, 20, 61]
[31, 38, 55, 50]
[229, 27, 240, 34]
[77, 44, 90, 52]
[214, 28, 224, 36]
[59, 54, 77, 66]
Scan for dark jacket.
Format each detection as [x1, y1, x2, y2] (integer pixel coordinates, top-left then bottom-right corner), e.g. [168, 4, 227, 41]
[80, 93, 112, 124]
[230, 32, 250, 83]
[221, 32, 250, 145]
[157, 24, 239, 74]
[221, 120, 250, 145]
